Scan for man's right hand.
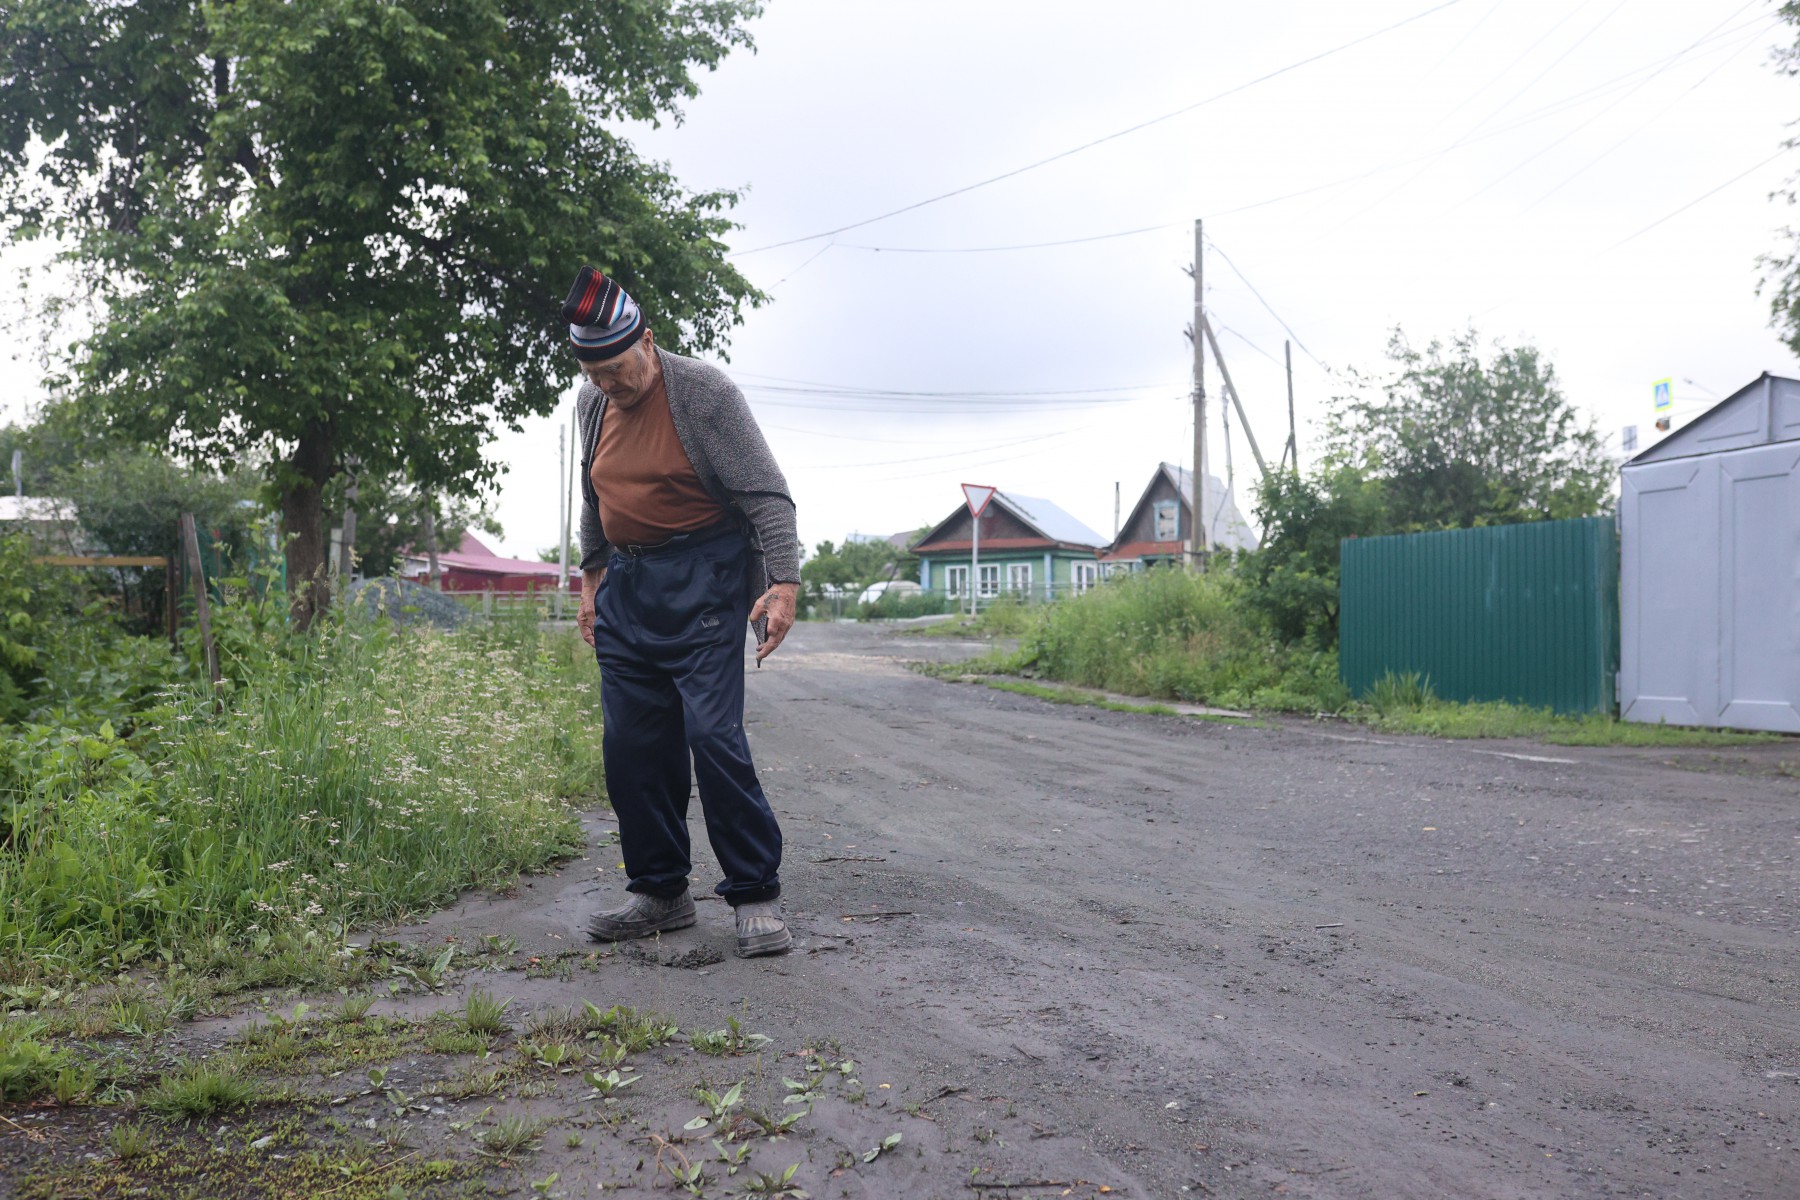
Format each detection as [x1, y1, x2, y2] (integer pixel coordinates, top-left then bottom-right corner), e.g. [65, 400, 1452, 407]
[578, 567, 605, 647]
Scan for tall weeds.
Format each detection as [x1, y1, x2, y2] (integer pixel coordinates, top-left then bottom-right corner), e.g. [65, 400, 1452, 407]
[0, 608, 599, 978]
[1019, 567, 1347, 711]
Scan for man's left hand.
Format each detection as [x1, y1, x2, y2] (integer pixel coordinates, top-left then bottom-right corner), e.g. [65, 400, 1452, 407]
[749, 582, 800, 663]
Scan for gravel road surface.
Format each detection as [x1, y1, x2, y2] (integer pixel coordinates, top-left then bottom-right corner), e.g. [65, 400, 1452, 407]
[410, 620, 1800, 1199]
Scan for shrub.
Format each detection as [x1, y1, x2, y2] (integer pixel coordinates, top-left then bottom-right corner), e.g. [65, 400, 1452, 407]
[0, 600, 597, 978]
[1019, 566, 1348, 712]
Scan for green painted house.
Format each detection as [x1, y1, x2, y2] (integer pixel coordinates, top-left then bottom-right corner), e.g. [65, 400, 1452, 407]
[911, 490, 1108, 604]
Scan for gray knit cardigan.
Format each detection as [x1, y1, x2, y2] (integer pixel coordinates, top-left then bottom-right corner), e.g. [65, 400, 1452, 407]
[577, 348, 801, 604]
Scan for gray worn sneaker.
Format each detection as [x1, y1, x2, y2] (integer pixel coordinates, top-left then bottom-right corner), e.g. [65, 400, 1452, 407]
[587, 890, 696, 942]
[733, 899, 793, 958]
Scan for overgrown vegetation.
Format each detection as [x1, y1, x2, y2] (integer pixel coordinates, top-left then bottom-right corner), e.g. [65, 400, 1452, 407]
[934, 562, 1768, 745]
[1002, 568, 1346, 713]
[0, 532, 600, 982]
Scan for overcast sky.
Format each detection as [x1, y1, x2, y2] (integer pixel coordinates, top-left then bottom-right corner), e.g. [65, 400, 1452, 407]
[7, 0, 1799, 561]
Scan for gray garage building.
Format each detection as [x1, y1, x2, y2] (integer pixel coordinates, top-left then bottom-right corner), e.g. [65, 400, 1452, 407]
[1619, 373, 1800, 732]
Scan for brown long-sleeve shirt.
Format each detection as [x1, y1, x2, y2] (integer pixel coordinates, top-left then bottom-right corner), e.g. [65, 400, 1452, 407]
[590, 370, 726, 546]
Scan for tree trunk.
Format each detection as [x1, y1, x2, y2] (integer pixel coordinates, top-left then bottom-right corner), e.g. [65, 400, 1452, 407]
[281, 424, 334, 630]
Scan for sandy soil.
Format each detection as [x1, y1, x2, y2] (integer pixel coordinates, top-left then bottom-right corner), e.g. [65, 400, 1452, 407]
[379, 621, 1800, 1199]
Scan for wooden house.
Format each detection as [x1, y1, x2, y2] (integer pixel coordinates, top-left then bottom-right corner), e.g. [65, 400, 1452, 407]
[1100, 463, 1257, 571]
[912, 491, 1108, 602]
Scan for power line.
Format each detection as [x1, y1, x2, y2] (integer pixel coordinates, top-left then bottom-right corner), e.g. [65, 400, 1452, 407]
[1203, 238, 1325, 370]
[731, 371, 1175, 398]
[1519, 14, 1771, 212]
[1207, 13, 1773, 224]
[806, 424, 1102, 470]
[728, 0, 1467, 257]
[769, 240, 836, 289]
[1604, 147, 1789, 251]
[833, 223, 1181, 254]
[757, 12, 1770, 270]
[1454, 0, 1766, 210]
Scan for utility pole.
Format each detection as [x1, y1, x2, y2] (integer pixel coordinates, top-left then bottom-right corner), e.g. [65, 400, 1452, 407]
[1113, 481, 1121, 541]
[561, 405, 577, 617]
[555, 424, 567, 620]
[1200, 316, 1268, 479]
[338, 465, 359, 581]
[1286, 339, 1298, 474]
[1190, 219, 1208, 570]
[422, 496, 442, 589]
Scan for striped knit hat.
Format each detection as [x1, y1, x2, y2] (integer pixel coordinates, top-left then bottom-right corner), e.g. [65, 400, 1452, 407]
[561, 267, 645, 361]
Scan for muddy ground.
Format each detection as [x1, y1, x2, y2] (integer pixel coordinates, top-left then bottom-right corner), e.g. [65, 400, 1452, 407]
[9, 621, 1799, 1199]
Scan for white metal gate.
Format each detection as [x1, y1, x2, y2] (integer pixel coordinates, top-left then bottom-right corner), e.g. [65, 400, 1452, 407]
[1621, 427, 1800, 732]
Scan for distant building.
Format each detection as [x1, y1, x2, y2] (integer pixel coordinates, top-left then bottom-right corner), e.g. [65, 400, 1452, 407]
[912, 491, 1108, 602]
[400, 533, 573, 594]
[0, 496, 81, 554]
[1100, 463, 1257, 572]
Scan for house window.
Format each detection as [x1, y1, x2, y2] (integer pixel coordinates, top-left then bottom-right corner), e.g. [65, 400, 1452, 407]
[944, 565, 969, 597]
[1072, 562, 1098, 594]
[1007, 562, 1032, 594]
[1153, 499, 1180, 542]
[977, 564, 1001, 598]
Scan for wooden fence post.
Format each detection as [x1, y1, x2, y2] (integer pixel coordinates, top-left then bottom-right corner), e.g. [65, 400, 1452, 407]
[179, 513, 222, 706]
[166, 554, 179, 653]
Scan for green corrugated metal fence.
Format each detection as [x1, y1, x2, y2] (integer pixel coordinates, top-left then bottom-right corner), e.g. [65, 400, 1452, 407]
[1339, 516, 1620, 714]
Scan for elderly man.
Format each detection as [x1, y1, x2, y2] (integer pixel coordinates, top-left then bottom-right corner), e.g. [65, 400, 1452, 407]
[565, 267, 801, 958]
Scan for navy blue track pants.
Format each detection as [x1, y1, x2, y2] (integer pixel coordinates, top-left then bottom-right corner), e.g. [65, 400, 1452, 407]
[593, 530, 783, 906]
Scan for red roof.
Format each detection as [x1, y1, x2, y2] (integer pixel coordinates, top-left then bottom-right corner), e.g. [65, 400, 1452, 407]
[408, 533, 564, 579]
[1099, 539, 1185, 563]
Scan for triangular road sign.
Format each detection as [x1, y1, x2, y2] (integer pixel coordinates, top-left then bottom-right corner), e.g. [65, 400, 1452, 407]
[961, 483, 997, 518]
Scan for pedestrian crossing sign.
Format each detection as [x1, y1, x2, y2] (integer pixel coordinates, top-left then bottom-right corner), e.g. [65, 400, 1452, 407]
[1653, 379, 1673, 413]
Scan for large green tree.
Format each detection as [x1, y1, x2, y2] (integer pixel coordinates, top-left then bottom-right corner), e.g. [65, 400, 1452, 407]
[1, 0, 763, 625]
[1324, 327, 1612, 530]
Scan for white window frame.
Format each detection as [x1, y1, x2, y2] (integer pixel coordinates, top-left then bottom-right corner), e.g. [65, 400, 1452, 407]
[1153, 499, 1180, 542]
[1072, 562, 1098, 594]
[1006, 562, 1033, 594]
[944, 565, 969, 598]
[977, 563, 1001, 598]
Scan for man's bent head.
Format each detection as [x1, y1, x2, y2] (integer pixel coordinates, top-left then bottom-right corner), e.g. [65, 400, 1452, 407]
[563, 266, 657, 407]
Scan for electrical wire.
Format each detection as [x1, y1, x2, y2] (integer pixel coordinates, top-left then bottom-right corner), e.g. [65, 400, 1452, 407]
[1518, 16, 1772, 212]
[728, 0, 1467, 257]
[1203, 238, 1325, 370]
[831, 223, 1181, 254]
[731, 372, 1176, 398]
[768, 240, 837, 289]
[1603, 147, 1790, 251]
[1454, 0, 1766, 210]
[805, 423, 1102, 470]
[1203, 13, 1772, 223]
[1217, 324, 1284, 366]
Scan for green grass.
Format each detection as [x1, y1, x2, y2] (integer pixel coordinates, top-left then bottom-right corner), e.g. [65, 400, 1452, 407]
[981, 678, 1180, 717]
[141, 1064, 260, 1119]
[0, 609, 601, 981]
[905, 595, 1039, 638]
[1364, 699, 1777, 745]
[912, 572, 1785, 748]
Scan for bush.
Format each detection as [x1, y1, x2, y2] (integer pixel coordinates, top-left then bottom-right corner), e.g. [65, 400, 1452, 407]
[858, 590, 952, 620]
[0, 599, 598, 978]
[0, 533, 189, 730]
[1017, 566, 1348, 712]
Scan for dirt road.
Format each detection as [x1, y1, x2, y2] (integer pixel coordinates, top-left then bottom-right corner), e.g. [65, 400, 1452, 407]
[404, 621, 1799, 1199]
